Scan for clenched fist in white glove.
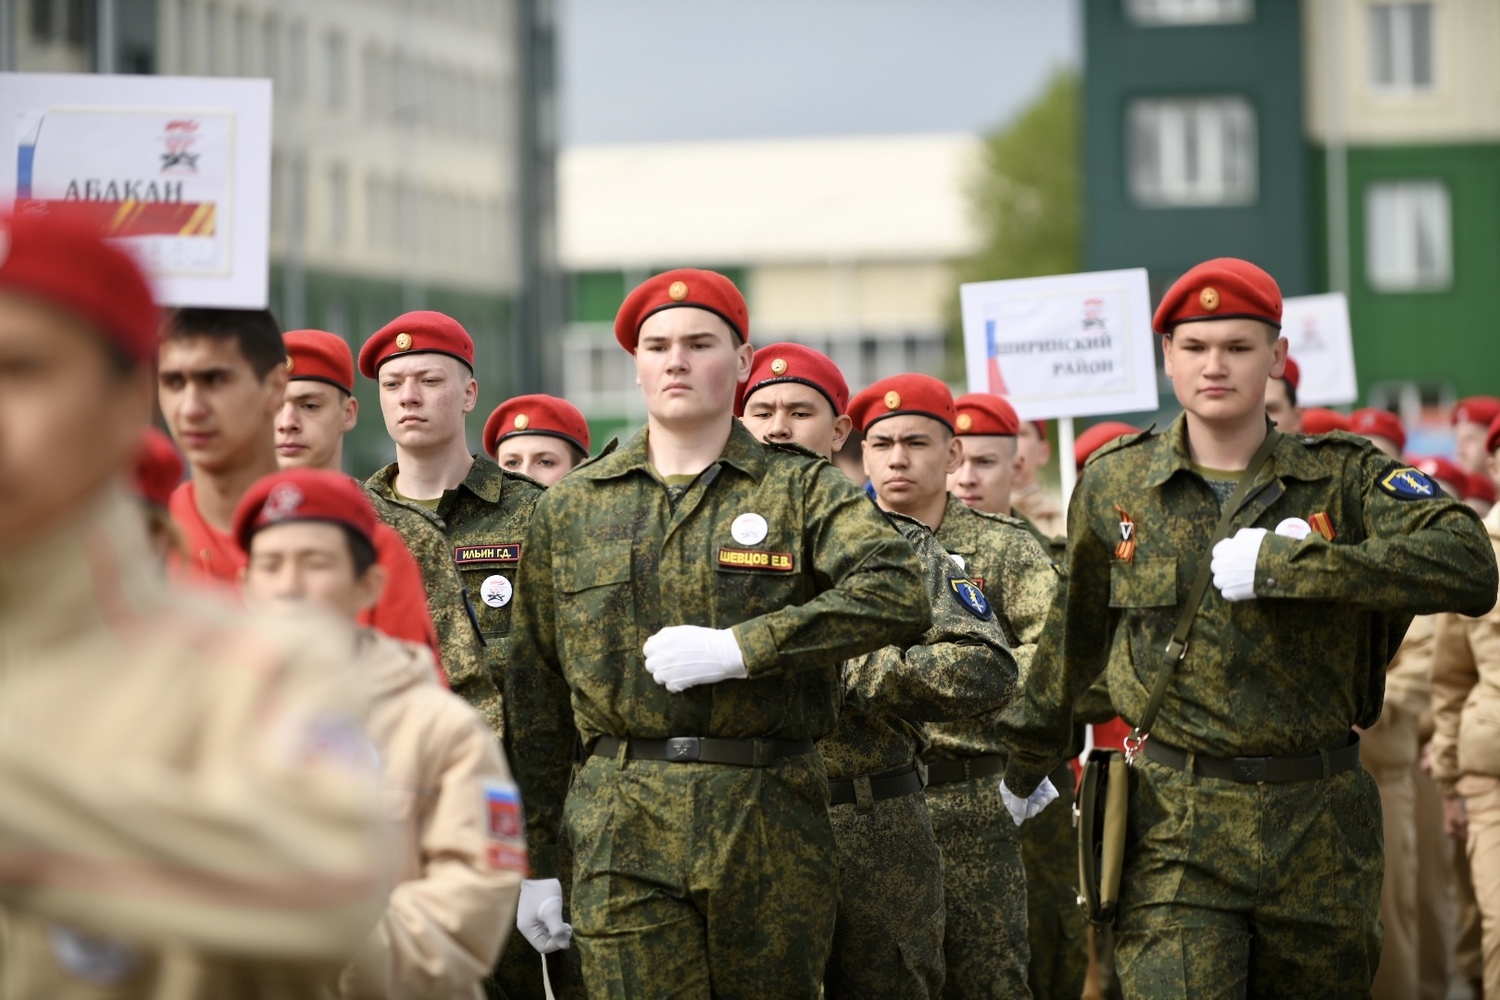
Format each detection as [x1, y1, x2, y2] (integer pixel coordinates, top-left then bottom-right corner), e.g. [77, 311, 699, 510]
[999, 777, 1059, 827]
[1211, 527, 1267, 602]
[643, 625, 748, 692]
[517, 878, 572, 954]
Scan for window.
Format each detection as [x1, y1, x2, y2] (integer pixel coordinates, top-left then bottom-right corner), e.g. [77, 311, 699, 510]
[285, 21, 305, 102]
[1369, 3, 1434, 92]
[1129, 96, 1257, 207]
[204, 3, 221, 73]
[31, 0, 54, 42]
[326, 164, 348, 245]
[232, 8, 251, 77]
[176, 0, 193, 72]
[1365, 181, 1451, 291]
[261, 14, 278, 81]
[1126, 0, 1253, 25]
[324, 31, 346, 109]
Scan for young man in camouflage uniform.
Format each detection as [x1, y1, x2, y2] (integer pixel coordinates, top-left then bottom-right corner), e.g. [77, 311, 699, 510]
[1003, 256, 1498, 998]
[741, 343, 1019, 999]
[852, 373, 1061, 1000]
[505, 270, 930, 999]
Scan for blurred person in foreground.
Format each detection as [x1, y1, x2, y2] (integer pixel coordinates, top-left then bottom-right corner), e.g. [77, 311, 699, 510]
[236, 467, 525, 999]
[1011, 418, 1065, 539]
[0, 211, 386, 995]
[483, 394, 592, 487]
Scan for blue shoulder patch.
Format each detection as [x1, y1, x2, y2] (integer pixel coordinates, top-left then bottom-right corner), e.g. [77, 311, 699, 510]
[1379, 466, 1443, 501]
[949, 577, 993, 619]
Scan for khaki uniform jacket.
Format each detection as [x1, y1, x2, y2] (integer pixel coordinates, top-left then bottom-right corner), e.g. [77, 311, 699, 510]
[337, 632, 523, 1000]
[0, 490, 386, 999]
[1430, 504, 1500, 795]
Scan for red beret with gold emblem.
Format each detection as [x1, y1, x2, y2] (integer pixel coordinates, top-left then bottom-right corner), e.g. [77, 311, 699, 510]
[738, 343, 849, 417]
[848, 374, 956, 434]
[1301, 408, 1352, 435]
[1350, 407, 1407, 451]
[284, 329, 354, 394]
[0, 211, 158, 365]
[1280, 356, 1300, 391]
[953, 393, 1019, 437]
[233, 468, 379, 555]
[358, 310, 475, 379]
[483, 394, 590, 459]
[1453, 396, 1500, 429]
[131, 427, 184, 508]
[1153, 257, 1283, 334]
[1486, 413, 1500, 457]
[1074, 422, 1142, 471]
[614, 268, 749, 353]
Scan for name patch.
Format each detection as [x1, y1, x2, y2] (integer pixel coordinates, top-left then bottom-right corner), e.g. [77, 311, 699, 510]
[455, 543, 522, 565]
[717, 547, 795, 572]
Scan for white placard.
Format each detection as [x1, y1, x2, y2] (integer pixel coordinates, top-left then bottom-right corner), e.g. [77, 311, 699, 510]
[961, 268, 1159, 420]
[1279, 292, 1358, 407]
[0, 73, 271, 308]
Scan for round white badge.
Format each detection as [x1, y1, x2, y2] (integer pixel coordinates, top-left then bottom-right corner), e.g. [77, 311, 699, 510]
[950, 553, 966, 571]
[480, 574, 513, 609]
[731, 512, 769, 546]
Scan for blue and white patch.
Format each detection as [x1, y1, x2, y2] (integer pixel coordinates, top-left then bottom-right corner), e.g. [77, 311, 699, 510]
[950, 578, 992, 619]
[1379, 466, 1443, 501]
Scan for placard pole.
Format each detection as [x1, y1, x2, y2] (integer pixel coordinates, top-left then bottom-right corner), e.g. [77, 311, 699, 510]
[1058, 415, 1077, 508]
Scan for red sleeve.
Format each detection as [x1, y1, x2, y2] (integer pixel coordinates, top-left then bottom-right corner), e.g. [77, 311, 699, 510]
[361, 523, 448, 686]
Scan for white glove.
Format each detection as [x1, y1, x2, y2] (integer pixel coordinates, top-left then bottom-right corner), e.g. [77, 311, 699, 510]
[1211, 527, 1267, 602]
[643, 625, 748, 692]
[1274, 517, 1312, 541]
[999, 777, 1059, 827]
[517, 878, 572, 954]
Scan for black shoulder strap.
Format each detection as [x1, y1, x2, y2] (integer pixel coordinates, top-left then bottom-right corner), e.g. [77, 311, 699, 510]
[1127, 429, 1281, 757]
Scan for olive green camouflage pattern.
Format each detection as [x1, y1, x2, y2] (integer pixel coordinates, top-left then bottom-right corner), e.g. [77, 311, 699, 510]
[365, 488, 501, 731]
[1013, 509, 1067, 565]
[1020, 762, 1086, 1000]
[366, 456, 543, 740]
[1002, 416, 1498, 998]
[825, 793, 946, 999]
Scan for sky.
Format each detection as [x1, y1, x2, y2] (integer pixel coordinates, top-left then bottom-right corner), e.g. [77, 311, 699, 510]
[558, 0, 1080, 146]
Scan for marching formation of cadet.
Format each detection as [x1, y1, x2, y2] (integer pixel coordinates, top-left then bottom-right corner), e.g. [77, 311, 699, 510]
[6, 199, 1500, 1000]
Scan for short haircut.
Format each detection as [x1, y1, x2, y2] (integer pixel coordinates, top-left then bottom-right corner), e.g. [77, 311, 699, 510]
[1279, 377, 1299, 408]
[344, 525, 378, 577]
[163, 308, 285, 379]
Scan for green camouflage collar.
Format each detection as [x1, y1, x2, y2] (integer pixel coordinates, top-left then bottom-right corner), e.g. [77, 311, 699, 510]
[1142, 413, 1330, 489]
[579, 419, 770, 484]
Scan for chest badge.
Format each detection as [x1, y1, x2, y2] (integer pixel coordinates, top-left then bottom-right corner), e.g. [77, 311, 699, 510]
[1114, 505, 1137, 563]
[480, 574, 513, 608]
[1308, 511, 1335, 541]
[731, 512, 769, 546]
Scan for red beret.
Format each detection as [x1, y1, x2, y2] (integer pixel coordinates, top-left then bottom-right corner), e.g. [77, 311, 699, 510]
[285, 329, 354, 394]
[1301, 408, 1352, 435]
[0, 211, 157, 365]
[358, 311, 475, 379]
[1075, 422, 1143, 471]
[738, 343, 849, 417]
[232, 468, 379, 556]
[131, 427, 183, 508]
[483, 394, 590, 458]
[1029, 418, 1048, 440]
[848, 374, 956, 434]
[1280, 356, 1300, 391]
[1350, 408, 1407, 451]
[1464, 470, 1496, 505]
[1453, 396, 1500, 428]
[1153, 257, 1282, 334]
[1488, 414, 1500, 456]
[614, 268, 749, 353]
[954, 393, 1019, 437]
[1413, 456, 1467, 493]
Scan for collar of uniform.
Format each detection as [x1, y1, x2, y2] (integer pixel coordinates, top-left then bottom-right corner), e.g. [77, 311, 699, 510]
[459, 454, 509, 502]
[365, 462, 400, 498]
[1143, 413, 1331, 489]
[936, 493, 980, 549]
[578, 420, 769, 484]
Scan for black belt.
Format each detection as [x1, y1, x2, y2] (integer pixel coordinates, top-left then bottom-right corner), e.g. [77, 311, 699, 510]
[1144, 733, 1361, 784]
[924, 753, 1006, 787]
[828, 762, 926, 805]
[590, 736, 815, 767]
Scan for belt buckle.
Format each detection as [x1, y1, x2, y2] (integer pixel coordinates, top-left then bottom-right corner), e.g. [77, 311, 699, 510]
[1231, 757, 1269, 783]
[665, 737, 701, 763]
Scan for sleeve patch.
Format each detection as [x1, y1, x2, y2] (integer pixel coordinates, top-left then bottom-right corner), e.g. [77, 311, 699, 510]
[483, 780, 530, 874]
[1378, 467, 1443, 501]
[949, 578, 993, 619]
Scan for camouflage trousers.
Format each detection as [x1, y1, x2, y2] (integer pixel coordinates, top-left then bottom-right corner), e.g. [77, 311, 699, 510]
[1115, 756, 1384, 999]
[565, 751, 838, 999]
[925, 775, 1032, 999]
[824, 788, 945, 999]
[1020, 763, 1087, 1000]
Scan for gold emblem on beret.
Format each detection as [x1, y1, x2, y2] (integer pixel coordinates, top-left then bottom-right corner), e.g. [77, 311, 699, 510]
[514, 413, 530, 431]
[285, 355, 295, 373]
[1200, 286, 1220, 312]
[884, 391, 901, 410]
[770, 358, 788, 375]
[957, 413, 973, 432]
[395, 332, 414, 351]
[668, 280, 689, 302]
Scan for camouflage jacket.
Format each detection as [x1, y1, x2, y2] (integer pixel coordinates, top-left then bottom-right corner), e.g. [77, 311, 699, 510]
[506, 421, 931, 877]
[928, 494, 1060, 761]
[366, 457, 543, 737]
[820, 511, 1018, 779]
[1003, 416, 1498, 795]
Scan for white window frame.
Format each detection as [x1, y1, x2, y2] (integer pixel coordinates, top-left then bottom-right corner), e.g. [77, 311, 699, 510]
[1368, 2, 1436, 94]
[1125, 0, 1254, 26]
[1364, 180, 1452, 292]
[1128, 95, 1258, 207]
